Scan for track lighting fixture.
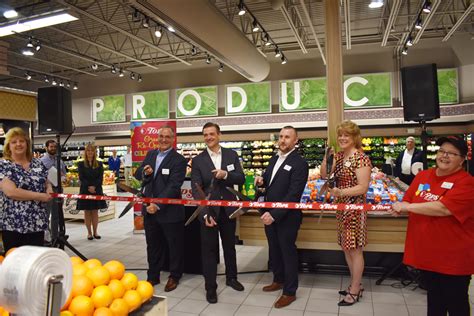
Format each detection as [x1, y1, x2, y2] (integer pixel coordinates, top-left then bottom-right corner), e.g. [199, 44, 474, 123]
[406, 36, 413, 46]
[52, 78, 57, 85]
[190, 46, 197, 56]
[132, 9, 140, 22]
[111, 65, 117, 74]
[130, 72, 136, 80]
[262, 33, 271, 46]
[142, 17, 150, 28]
[206, 55, 211, 64]
[34, 40, 41, 51]
[238, 1, 246, 16]
[281, 55, 287, 65]
[59, 81, 64, 87]
[252, 20, 259, 32]
[73, 83, 78, 90]
[91, 63, 99, 70]
[44, 76, 49, 83]
[422, 1, 432, 13]
[66, 81, 71, 88]
[3, 10, 18, 19]
[415, 17, 422, 29]
[402, 47, 408, 55]
[274, 48, 282, 58]
[137, 75, 143, 82]
[368, 0, 384, 9]
[154, 26, 162, 38]
[119, 69, 124, 77]
[25, 72, 31, 80]
[218, 63, 224, 72]
[22, 39, 35, 56]
[167, 25, 175, 32]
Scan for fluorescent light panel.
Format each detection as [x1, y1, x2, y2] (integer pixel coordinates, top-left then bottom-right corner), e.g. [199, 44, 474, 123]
[0, 10, 78, 37]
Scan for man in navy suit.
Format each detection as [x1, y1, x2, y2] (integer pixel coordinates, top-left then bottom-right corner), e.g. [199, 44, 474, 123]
[135, 126, 187, 292]
[255, 126, 309, 309]
[191, 122, 246, 304]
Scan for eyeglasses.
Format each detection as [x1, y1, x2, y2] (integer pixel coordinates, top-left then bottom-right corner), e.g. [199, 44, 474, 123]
[437, 148, 463, 158]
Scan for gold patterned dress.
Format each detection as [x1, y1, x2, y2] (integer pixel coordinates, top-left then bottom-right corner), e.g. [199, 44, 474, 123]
[333, 151, 372, 250]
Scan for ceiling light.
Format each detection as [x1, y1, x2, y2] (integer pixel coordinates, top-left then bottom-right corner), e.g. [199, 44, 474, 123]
[91, 63, 98, 70]
[111, 65, 117, 74]
[142, 17, 149, 28]
[119, 69, 124, 77]
[281, 55, 287, 64]
[206, 55, 211, 64]
[137, 75, 143, 82]
[132, 9, 140, 22]
[34, 41, 41, 51]
[52, 78, 57, 85]
[73, 83, 78, 90]
[44, 76, 49, 83]
[59, 81, 64, 87]
[190, 46, 197, 56]
[274, 48, 282, 58]
[25, 72, 31, 80]
[422, 1, 432, 14]
[0, 9, 78, 37]
[238, 1, 246, 16]
[415, 17, 422, 29]
[130, 72, 136, 80]
[218, 63, 224, 72]
[22, 40, 35, 56]
[406, 36, 413, 46]
[154, 26, 162, 38]
[167, 25, 175, 32]
[368, 0, 384, 9]
[3, 10, 18, 19]
[252, 20, 259, 32]
[263, 33, 271, 46]
[402, 47, 408, 55]
[66, 81, 71, 88]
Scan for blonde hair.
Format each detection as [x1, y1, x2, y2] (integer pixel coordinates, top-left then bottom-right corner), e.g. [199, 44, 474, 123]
[82, 143, 99, 169]
[336, 120, 362, 149]
[3, 127, 32, 161]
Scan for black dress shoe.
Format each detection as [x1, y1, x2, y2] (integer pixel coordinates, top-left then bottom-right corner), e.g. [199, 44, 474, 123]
[147, 279, 160, 286]
[226, 278, 244, 291]
[206, 290, 218, 304]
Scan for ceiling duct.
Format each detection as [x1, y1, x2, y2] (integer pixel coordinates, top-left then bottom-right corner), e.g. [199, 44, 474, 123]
[135, 0, 270, 82]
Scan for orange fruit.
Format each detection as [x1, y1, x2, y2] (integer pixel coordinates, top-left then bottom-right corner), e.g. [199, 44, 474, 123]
[103, 260, 125, 280]
[83, 258, 102, 270]
[109, 298, 129, 316]
[71, 275, 94, 298]
[120, 273, 138, 291]
[68, 295, 94, 316]
[93, 307, 113, 316]
[122, 290, 142, 312]
[61, 293, 72, 311]
[0, 255, 4, 264]
[108, 279, 126, 299]
[70, 257, 84, 266]
[86, 266, 111, 287]
[73, 264, 89, 277]
[134, 216, 144, 230]
[136, 280, 154, 302]
[91, 285, 114, 308]
[5, 247, 17, 257]
[60, 311, 73, 316]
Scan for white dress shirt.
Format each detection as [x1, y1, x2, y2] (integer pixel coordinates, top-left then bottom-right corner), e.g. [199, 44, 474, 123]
[401, 149, 414, 175]
[270, 148, 295, 185]
[207, 147, 222, 169]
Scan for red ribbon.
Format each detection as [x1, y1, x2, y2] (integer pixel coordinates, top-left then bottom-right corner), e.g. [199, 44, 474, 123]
[51, 193, 393, 213]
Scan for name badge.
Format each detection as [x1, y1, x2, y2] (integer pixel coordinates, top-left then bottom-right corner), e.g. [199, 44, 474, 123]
[344, 160, 352, 168]
[227, 164, 235, 172]
[162, 168, 170, 175]
[441, 182, 453, 189]
[283, 164, 292, 171]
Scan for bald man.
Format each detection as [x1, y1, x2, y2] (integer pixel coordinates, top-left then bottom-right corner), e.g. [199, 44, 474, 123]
[394, 136, 423, 185]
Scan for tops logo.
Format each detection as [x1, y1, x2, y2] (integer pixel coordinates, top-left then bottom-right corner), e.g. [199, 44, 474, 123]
[415, 183, 430, 196]
[139, 127, 160, 135]
[415, 183, 440, 201]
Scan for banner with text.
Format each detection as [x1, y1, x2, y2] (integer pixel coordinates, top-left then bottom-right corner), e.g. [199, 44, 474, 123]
[131, 90, 169, 120]
[91, 95, 126, 123]
[176, 86, 217, 118]
[225, 82, 271, 115]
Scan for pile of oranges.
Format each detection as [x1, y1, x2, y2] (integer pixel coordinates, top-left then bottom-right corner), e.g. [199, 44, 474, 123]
[61, 257, 154, 316]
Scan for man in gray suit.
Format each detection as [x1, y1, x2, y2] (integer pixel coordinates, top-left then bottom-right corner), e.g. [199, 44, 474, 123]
[191, 122, 245, 304]
[135, 126, 187, 292]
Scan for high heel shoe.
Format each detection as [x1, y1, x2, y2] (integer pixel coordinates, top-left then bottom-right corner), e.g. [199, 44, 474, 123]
[337, 291, 361, 306]
[338, 284, 364, 296]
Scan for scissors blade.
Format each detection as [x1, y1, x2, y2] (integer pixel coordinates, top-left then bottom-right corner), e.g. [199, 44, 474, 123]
[229, 207, 254, 219]
[185, 205, 208, 226]
[118, 182, 141, 195]
[185, 179, 216, 226]
[226, 186, 252, 201]
[119, 201, 136, 218]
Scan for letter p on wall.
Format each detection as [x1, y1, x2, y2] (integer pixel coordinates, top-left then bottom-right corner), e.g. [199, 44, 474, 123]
[92, 98, 104, 122]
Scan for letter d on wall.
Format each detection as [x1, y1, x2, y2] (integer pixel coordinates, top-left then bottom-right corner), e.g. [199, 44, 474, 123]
[226, 87, 247, 113]
[92, 98, 104, 122]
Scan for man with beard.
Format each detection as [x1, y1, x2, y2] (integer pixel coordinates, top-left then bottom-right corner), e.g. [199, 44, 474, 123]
[255, 126, 309, 308]
[40, 139, 67, 243]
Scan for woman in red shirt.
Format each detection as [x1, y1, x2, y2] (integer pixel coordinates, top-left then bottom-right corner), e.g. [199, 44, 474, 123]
[389, 136, 473, 316]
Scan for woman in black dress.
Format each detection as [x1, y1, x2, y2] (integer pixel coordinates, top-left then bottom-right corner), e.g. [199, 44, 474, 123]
[76, 144, 107, 240]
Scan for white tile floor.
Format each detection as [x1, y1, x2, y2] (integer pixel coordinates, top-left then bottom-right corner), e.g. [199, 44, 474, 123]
[62, 196, 474, 316]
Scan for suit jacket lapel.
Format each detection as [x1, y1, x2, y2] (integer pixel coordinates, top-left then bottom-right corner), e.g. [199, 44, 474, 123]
[202, 149, 216, 172]
[153, 149, 174, 181]
[268, 150, 297, 187]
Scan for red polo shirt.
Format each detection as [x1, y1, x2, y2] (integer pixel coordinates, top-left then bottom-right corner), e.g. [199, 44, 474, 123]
[402, 168, 474, 275]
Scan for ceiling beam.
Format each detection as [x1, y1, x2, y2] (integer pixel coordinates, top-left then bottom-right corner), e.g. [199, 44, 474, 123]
[343, 0, 351, 49]
[57, 0, 191, 66]
[442, 2, 474, 42]
[381, 0, 401, 47]
[280, 0, 308, 54]
[299, 0, 326, 64]
[413, 0, 442, 44]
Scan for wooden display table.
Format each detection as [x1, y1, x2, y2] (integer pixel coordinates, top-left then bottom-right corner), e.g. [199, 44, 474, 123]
[62, 184, 116, 221]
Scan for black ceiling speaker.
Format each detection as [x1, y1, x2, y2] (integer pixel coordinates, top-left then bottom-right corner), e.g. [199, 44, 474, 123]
[401, 63, 440, 122]
[37, 86, 73, 134]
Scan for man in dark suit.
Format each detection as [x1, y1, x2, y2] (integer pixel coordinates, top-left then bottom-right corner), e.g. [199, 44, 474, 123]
[191, 122, 246, 304]
[255, 126, 309, 309]
[394, 136, 423, 185]
[135, 126, 187, 292]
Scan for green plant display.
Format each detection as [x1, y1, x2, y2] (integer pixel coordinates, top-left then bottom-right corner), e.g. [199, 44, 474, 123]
[176, 86, 217, 118]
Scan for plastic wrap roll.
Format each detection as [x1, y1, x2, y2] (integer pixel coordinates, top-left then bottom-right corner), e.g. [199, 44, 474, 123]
[0, 246, 73, 315]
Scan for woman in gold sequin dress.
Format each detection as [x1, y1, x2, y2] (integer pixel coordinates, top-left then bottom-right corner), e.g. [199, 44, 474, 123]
[321, 120, 371, 306]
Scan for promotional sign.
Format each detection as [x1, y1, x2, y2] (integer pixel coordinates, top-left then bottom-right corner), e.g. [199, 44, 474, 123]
[130, 120, 177, 232]
[131, 90, 169, 120]
[437, 68, 458, 104]
[225, 82, 271, 115]
[175, 86, 217, 118]
[91, 95, 126, 123]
